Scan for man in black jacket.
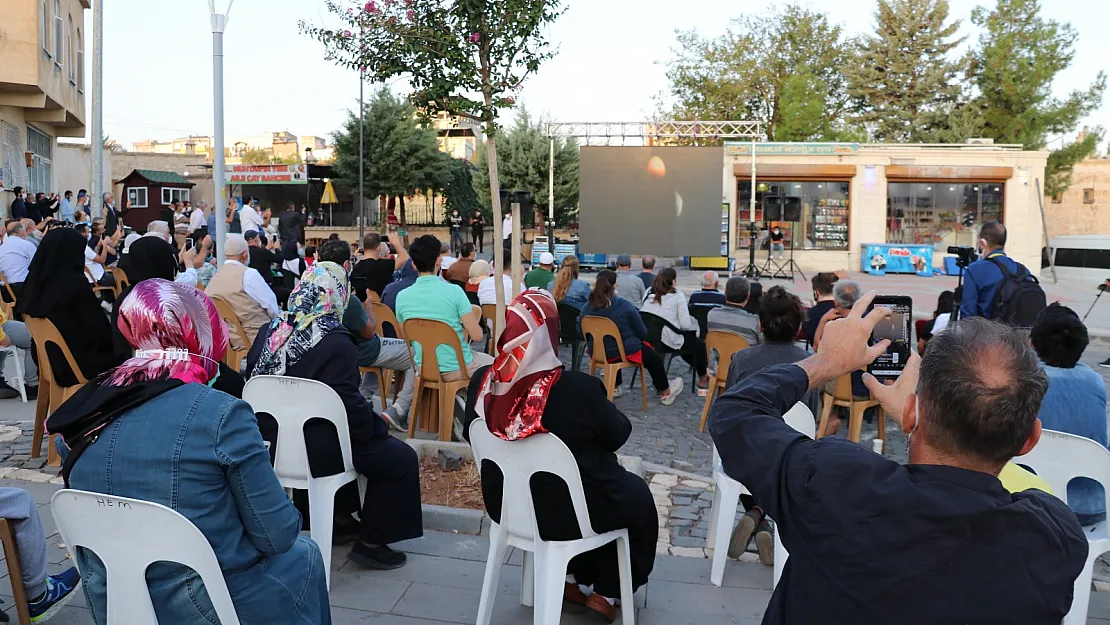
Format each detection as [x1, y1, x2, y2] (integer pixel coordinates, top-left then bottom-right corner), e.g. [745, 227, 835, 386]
[710, 293, 1086, 625]
[277, 201, 306, 244]
[245, 230, 290, 307]
[8, 187, 27, 220]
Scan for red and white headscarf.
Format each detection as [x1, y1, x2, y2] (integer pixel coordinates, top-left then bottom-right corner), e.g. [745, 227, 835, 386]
[476, 289, 564, 441]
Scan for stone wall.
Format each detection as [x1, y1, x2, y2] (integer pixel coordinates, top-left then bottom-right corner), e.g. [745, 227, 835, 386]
[1045, 159, 1110, 239]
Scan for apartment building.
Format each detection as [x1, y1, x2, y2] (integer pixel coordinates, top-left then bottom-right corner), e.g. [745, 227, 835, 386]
[0, 0, 89, 209]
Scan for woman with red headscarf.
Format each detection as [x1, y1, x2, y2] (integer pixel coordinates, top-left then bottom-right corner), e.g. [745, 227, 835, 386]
[463, 290, 657, 623]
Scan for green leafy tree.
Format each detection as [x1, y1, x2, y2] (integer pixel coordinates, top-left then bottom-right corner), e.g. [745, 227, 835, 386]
[970, 0, 1106, 194]
[239, 149, 274, 165]
[661, 3, 854, 141]
[471, 107, 579, 227]
[845, 0, 966, 142]
[331, 87, 444, 238]
[301, 0, 565, 316]
[438, 155, 481, 221]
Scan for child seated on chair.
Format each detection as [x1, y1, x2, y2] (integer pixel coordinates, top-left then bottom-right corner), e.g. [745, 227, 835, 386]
[0, 487, 79, 622]
[464, 290, 657, 623]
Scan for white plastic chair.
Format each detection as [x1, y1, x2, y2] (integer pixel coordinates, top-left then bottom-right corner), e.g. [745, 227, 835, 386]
[707, 402, 815, 588]
[1013, 429, 1110, 625]
[469, 419, 635, 625]
[242, 375, 365, 589]
[0, 345, 27, 402]
[50, 489, 242, 625]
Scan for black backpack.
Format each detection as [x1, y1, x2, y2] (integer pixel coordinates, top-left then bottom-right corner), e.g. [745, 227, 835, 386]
[987, 257, 1046, 327]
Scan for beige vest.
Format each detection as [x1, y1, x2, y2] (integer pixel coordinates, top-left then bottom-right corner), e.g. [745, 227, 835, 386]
[206, 262, 271, 348]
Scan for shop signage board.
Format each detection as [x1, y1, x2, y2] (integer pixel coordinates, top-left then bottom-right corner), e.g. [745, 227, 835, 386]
[861, 243, 934, 277]
[724, 142, 860, 156]
[226, 163, 308, 185]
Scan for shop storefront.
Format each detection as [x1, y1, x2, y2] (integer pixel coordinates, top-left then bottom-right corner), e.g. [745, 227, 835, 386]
[721, 143, 1048, 274]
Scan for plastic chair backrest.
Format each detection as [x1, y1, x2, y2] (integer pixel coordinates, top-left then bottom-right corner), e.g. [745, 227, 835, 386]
[580, 315, 628, 364]
[242, 375, 354, 486]
[705, 330, 750, 383]
[556, 302, 582, 343]
[830, 372, 854, 402]
[209, 295, 251, 350]
[0, 269, 16, 303]
[469, 419, 596, 542]
[402, 318, 469, 381]
[481, 304, 499, 335]
[51, 489, 242, 625]
[366, 289, 382, 304]
[639, 311, 672, 352]
[690, 304, 717, 338]
[783, 402, 816, 439]
[372, 301, 403, 340]
[111, 266, 131, 289]
[1018, 429, 1110, 513]
[23, 316, 87, 387]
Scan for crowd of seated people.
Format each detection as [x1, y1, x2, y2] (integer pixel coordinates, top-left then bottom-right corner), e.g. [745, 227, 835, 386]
[1030, 303, 1108, 526]
[707, 276, 762, 347]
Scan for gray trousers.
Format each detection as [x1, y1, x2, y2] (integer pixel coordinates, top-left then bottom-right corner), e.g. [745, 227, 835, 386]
[0, 487, 48, 598]
[358, 338, 416, 418]
[0, 320, 39, 386]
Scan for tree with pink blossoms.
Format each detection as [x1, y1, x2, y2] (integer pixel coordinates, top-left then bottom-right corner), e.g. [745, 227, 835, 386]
[300, 0, 565, 319]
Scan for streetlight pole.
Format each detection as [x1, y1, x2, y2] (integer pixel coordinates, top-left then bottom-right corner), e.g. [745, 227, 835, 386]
[90, 0, 103, 218]
[548, 136, 555, 253]
[358, 70, 365, 242]
[209, 0, 233, 264]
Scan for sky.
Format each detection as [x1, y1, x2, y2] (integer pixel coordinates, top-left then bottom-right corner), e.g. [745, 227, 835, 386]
[85, 0, 1110, 150]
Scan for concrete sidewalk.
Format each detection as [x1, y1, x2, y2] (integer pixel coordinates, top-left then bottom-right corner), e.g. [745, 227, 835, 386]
[3, 478, 1110, 623]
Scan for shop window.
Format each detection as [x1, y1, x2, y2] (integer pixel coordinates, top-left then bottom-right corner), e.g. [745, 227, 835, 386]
[737, 180, 850, 251]
[1084, 188, 1096, 204]
[886, 182, 1003, 250]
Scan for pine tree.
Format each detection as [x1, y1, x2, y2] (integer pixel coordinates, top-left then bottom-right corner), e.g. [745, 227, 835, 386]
[846, 0, 966, 142]
[970, 0, 1106, 195]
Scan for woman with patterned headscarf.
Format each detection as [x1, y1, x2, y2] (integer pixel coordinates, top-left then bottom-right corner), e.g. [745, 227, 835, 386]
[246, 261, 423, 571]
[462, 290, 657, 623]
[47, 279, 331, 625]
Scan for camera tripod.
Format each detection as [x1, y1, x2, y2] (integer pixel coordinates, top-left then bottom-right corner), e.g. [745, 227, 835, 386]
[736, 223, 762, 280]
[1084, 284, 1108, 323]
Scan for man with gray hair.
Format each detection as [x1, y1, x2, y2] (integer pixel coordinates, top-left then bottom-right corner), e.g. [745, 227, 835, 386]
[205, 234, 280, 350]
[813, 280, 861, 351]
[638, 255, 657, 289]
[143, 220, 172, 243]
[710, 297, 1086, 624]
[689, 270, 727, 307]
[189, 200, 209, 236]
[0, 221, 37, 303]
[615, 254, 646, 308]
[102, 192, 120, 239]
[707, 276, 761, 347]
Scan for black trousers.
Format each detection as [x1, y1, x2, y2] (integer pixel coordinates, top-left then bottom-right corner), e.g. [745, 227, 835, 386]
[1, 282, 23, 303]
[678, 334, 708, 377]
[615, 345, 670, 392]
[472, 229, 483, 252]
[269, 285, 292, 309]
[257, 417, 424, 546]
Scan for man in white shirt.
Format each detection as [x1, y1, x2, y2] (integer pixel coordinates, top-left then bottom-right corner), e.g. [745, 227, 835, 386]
[83, 233, 116, 309]
[501, 207, 513, 260]
[478, 264, 516, 306]
[439, 241, 458, 273]
[0, 222, 37, 302]
[239, 198, 265, 241]
[189, 201, 208, 235]
[205, 235, 280, 348]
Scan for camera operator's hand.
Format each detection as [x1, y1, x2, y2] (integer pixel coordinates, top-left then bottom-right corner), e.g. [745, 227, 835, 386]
[863, 351, 920, 427]
[798, 291, 891, 390]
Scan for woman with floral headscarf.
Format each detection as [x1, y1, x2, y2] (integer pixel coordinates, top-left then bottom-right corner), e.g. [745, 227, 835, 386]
[246, 261, 423, 570]
[47, 279, 330, 625]
[463, 290, 657, 623]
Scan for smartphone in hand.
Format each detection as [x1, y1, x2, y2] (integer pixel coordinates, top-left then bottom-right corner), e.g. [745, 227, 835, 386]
[867, 295, 913, 378]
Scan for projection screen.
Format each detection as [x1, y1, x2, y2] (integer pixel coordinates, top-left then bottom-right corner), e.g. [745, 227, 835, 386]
[578, 146, 724, 256]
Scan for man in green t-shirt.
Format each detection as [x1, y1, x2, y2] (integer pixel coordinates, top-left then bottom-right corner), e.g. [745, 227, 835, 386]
[524, 252, 556, 290]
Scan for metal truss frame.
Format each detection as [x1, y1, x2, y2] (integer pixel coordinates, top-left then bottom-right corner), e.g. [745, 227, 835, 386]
[544, 120, 763, 145]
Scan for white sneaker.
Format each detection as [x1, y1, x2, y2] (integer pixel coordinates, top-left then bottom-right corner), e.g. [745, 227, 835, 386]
[612, 385, 623, 398]
[660, 378, 684, 406]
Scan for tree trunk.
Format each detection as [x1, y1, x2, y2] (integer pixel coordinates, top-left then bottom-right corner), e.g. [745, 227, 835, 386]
[488, 133, 505, 348]
[399, 195, 410, 249]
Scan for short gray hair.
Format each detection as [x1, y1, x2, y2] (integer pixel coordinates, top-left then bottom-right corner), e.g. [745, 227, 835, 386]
[918, 317, 1048, 466]
[701, 271, 718, 288]
[6, 222, 24, 237]
[724, 276, 750, 304]
[146, 221, 170, 236]
[833, 280, 861, 309]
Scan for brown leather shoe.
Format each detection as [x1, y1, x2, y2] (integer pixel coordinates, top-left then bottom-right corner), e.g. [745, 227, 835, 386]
[584, 593, 617, 623]
[564, 582, 589, 607]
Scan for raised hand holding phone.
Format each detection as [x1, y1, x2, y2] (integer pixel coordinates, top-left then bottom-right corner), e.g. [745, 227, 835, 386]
[798, 291, 892, 390]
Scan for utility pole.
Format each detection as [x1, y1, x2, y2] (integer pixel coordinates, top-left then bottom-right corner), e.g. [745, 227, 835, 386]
[90, 0, 104, 217]
[209, 0, 233, 264]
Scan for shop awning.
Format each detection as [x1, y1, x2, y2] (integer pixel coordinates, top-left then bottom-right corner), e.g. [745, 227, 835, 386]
[732, 164, 856, 179]
[885, 165, 1013, 181]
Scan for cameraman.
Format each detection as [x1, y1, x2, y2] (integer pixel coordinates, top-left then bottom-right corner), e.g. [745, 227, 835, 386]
[959, 221, 1020, 319]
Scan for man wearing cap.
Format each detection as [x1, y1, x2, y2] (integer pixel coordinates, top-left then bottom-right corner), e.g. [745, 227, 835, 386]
[525, 252, 556, 289]
[205, 234, 280, 352]
[615, 254, 646, 309]
[245, 230, 290, 308]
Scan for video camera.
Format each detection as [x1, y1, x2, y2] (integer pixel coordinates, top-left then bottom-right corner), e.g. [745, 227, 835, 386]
[947, 245, 979, 269]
